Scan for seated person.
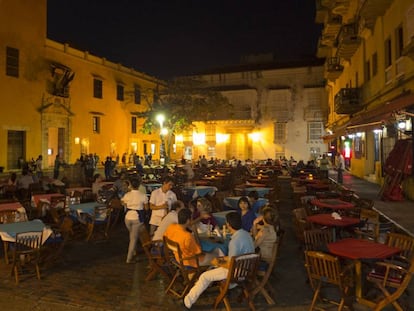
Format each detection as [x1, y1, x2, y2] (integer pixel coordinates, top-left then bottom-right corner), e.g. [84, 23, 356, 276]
[164, 208, 215, 267]
[247, 190, 265, 214]
[91, 173, 105, 196]
[237, 196, 256, 233]
[113, 171, 129, 198]
[191, 197, 218, 233]
[252, 206, 278, 264]
[152, 200, 186, 241]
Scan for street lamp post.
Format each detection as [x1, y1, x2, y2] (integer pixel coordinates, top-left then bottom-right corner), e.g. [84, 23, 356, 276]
[156, 114, 167, 165]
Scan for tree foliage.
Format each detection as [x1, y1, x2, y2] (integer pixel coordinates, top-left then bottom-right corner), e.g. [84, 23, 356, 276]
[136, 76, 231, 135]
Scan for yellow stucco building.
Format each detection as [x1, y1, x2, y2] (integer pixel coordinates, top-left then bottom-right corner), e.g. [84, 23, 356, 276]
[0, 0, 162, 170]
[317, 0, 414, 184]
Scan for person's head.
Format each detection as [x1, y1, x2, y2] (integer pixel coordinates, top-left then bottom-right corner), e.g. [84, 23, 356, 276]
[129, 177, 140, 190]
[161, 176, 174, 192]
[177, 208, 192, 225]
[10, 172, 17, 182]
[237, 196, 251, 211]
[226, 212, 242, 231]
[93, 173, 102, 182]
[247, 191, 259, 202]
[196, 197, 212, 214]
[171, 200, 185, 211]
[262, 206, 279, 226]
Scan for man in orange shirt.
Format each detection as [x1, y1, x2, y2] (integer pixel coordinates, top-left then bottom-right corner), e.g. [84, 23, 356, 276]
[164, 208, 212, 267]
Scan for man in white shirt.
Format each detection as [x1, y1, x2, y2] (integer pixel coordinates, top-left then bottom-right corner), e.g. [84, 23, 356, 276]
[149, 176, 177, 235]
[152, 200, 184, 241]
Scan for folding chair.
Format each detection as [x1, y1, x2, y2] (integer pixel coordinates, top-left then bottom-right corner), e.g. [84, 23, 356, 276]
[138, 225, 171, 281]
[214, 253, 260, 311]
[11, 231, 43, 284]
[304, 250, 354, 311]
[163, 236, 205, 298]
[304, 228, 333, 252]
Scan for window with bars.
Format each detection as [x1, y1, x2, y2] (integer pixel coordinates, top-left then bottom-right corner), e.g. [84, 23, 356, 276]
[273, 122, 286, 143]
[117, 84, 124, 101]
[93, 78, 103, 98]
[6, 47, 19, 77]
[131, 116, 137, 134]
[308, 122, 323, 141]
[93, 116, 100, 133]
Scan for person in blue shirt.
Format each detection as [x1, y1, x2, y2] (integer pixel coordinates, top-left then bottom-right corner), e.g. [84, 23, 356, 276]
[184, 212, 255, 309]
[237, 196, 257, 233]
[247, 190, 264, 214]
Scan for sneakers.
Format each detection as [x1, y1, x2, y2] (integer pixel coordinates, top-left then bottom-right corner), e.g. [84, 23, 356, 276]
[183, 296, 191, 309]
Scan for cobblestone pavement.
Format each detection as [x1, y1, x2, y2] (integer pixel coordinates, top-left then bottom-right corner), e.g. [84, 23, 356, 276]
[0, 175, 412, 311]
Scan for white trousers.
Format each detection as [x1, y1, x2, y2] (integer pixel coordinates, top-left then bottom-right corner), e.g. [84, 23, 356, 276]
[185, 267, 228, 308]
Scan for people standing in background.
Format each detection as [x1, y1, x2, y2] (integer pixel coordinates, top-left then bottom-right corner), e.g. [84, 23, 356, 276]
[319, 154, 330, 179]
[53, 153, 62, 179]
[35, 155, 43, 180]
[337, 152, 345, 184]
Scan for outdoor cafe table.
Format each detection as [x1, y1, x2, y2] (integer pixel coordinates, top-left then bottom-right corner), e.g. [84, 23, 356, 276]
[183, 186, 217, 199]
[143, 183, 162, 193]
[198, 232, 229, 256]
[307, 214, 360, 241]
[0, 201, 28, 222]
[328, 238, 401, 301]
[68, 202, 107, 220]
[242, 187, 272, 198]
[65, 187, 92, 195]
[31, 193, 66, 207]
[310, 198, 355, 212]
[212, 210, 234, 227]
[223, 196, 268, 210]
[0, 219, 53, 264]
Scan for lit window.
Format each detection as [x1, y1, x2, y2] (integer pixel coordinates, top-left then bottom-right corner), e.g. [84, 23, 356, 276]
[6, 46, 19, 77]
[273, 122, 286, 143]
[93, 116, 100, 133]
[308, 122, 323, 141]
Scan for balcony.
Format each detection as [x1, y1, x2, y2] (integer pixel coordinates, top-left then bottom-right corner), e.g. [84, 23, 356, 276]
[317, 37, 331, 58]
[336, 23, 361, 60]
[315, 0, 328, 24]
[331, 0, 350, 16]
[334, 88, 362, 114]
[359, 0, 393, 30]
[325, 57, 344, 81]
[322, 13, 342, 43]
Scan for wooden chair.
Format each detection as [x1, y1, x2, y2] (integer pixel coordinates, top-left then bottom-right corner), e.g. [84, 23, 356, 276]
[106, 197, 124, 229]
[292, 207, 311, 243]
[303, 229, 334, 252]
[304, 251, 354, 311]
[11, 231, 43, 284]
[385, 232, 414, 264]
[163, 236, 205, 298]
[138, 225, 171, 281]
[354, 208, 380, 242]
[251, 238, 280, 305]
[213, 253, 260, 311]
[366, 252, 414, 311]
[78, 205, 112, 241]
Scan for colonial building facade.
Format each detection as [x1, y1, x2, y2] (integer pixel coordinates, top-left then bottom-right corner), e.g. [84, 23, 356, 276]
[0, 0, 161, 170]
[177, 58, 328, 162]
[316, 0, 414, 183]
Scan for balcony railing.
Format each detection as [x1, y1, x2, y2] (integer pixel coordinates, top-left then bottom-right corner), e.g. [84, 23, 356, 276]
[325, 57, 344, 81]
[359, 0, 393, 30]
[331, 0, 350, 16]
[334, 88, 362, 114]
[336, 23, 361, 60]
[322, 13, 342, 42]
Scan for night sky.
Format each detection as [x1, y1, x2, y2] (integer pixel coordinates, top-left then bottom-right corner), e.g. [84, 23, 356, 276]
[47, 0, 322, 80]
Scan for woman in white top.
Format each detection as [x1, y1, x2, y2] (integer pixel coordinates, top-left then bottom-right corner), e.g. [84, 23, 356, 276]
[122, 177, 148, 263]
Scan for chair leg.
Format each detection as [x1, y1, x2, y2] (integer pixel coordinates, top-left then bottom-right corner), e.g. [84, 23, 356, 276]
[309, 282, 322, 311]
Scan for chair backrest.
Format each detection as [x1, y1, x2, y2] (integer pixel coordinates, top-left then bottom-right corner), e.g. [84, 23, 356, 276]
[81, 189, 95, 203]
[305, 251, 343, 288]
[226, 253, 260, 285]
[358, 208, 380, 241]
[386, 232, 414, 263]
[304, 229, 333, 251]
[15, 231, 43, 251]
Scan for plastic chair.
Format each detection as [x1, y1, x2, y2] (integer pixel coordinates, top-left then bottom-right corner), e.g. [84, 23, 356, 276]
[11, 231, 43, 284]
[304, 250, 354, 311]
[213, 253, 260, 311]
